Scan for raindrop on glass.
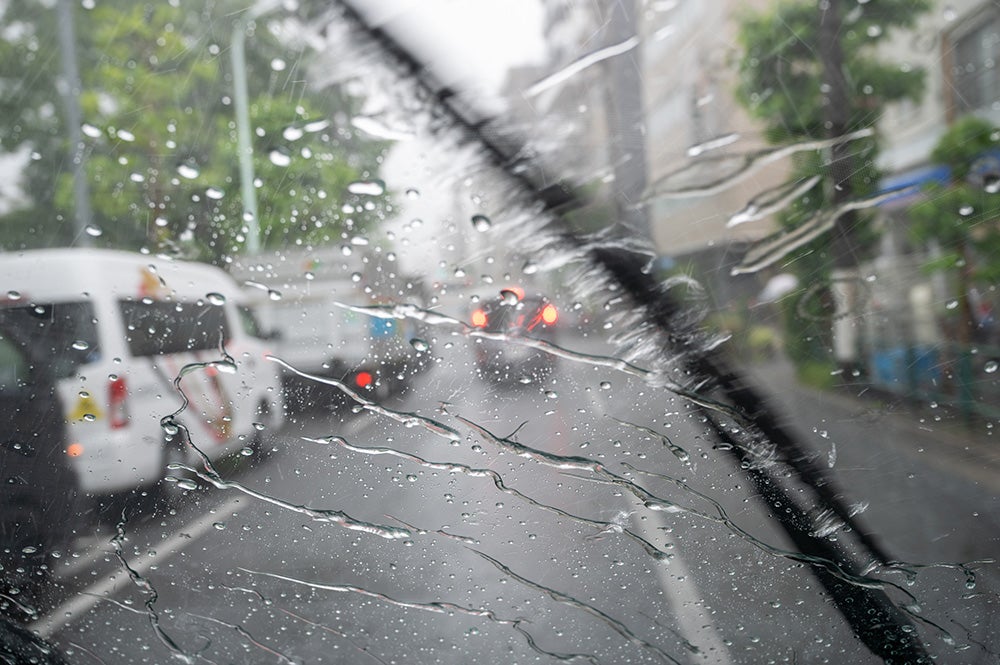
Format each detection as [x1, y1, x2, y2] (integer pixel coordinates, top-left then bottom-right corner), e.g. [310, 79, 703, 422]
[959, 205, 974, 216]
[348, 180, 385, 196]
[268, 289, 282, 301]
[271, 58, 287, 71]
[177, 163, 200, 179]
[205, 187, 225, 200]
[206, 292, 226, 306]
[81, 123, 102, 138]
[84, 224, 103, 237]
[72, 340, 90, 351]
[410, 338, 430, 352]
[472, 214, 492, 232]
[269, 149, 292, 167]
[985, 361, 998, 374]
[282, 126, 304, 141]
[116, 128, 136, 142]
[6, 290, 20, 300]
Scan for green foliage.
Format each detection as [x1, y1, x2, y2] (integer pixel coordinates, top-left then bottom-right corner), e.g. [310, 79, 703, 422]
[734, 0, 930, 366]
[0, 0, 389, 263]
[909, 116, 1000, 284]
[736, 0, 929, 141]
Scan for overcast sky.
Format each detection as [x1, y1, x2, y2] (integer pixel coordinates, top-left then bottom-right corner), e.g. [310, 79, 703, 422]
[352, 0, 547, 95]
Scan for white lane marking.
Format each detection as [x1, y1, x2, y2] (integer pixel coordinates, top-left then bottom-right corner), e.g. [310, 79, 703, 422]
[585, 384, 733, 665]
[630, 511, 734, 665]
[31, 495, 245, 638]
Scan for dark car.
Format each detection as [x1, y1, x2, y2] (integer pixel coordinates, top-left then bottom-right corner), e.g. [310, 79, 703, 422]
[470, 287, 560, 383]
[0, 320, 79, 584]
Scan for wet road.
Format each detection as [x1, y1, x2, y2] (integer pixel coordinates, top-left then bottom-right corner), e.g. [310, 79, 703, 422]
[17, 333, 1000, 664]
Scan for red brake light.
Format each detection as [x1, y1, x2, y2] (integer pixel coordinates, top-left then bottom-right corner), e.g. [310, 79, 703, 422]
[471, 309, 488, 327]
[109, 376, 129, 429]
[355, 371, 373, 388]
[541, 303, 558, 325]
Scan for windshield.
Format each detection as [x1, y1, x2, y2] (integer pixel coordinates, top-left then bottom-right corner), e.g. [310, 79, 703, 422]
[1, 1, 998, 664]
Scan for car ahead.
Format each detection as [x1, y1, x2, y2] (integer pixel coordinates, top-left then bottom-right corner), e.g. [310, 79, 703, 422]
[0, 318, 78, 582]
[470, 287, 560, 383]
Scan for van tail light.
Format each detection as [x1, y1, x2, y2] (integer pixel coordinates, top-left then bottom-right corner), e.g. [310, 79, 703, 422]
[471, 309, 488, 327]
[541, 303, 558, 325]
[109, 376, 129, 429]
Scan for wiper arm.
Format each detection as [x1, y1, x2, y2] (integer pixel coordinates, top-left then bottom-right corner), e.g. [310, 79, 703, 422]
[326, 2, 930, 661]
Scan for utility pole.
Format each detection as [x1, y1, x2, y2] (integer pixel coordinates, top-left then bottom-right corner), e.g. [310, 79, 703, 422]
[603, 0, 649, 241]
[56, 0, 93, 246]
[819, 0, 861, 373]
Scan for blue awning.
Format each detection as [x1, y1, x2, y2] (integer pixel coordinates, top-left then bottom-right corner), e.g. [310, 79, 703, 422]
[876, 164, 951, 210]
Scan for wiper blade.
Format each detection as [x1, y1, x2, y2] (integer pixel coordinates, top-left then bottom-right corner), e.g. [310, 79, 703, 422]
[326, 2, 930, 661]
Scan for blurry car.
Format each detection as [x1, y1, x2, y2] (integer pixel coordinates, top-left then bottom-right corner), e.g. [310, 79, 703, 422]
[470, 287, 560, 383]
[0, 318, 78, 580]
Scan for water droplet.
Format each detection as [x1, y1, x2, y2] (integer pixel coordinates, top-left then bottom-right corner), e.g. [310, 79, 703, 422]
[959, 205, 974, 216]
[177, 163, 200, 179]
[155, 216, 169, 227]
[84, 224, 103, 237]
[6, 290, 20, 300]
[522, 261, 538, 275]
[212, 360, 238, 374]
[253, 422, 266, 431]
[866, 25, 882, 38]
[500, 289, 519, 305]
[472, 214, 492, 232]
[129, 172, 145, 183]
[406, 474, 417, 483]
[943, 5, 957, 21]
[176, 478, 199, 491]
[206, 292, 226, 306]
[82, 413, 96, 422]
[240, 447, 254, 456]
[544, 390, 558, 399]
[116, 129, 136, 142]
[410, 338, 430, 352]
[205, 187, 225, 200]
[985, 175, 1000, 194]
[405, 188, 420, 199]
[304, 120, 329, 132]
[271, 58, 287, 71]
[269, 149, 292, 167]
[81, 123, 102, 138]
[351, 272, 362, 283]
[282, 126, 304, 141]
[268, 289, 282, 301]
[304, 271, 315, 281]
[348, 180, 385, 196]
[213, 522, 226, 530]
[986, 361, 998, 374]
[946, 300, 959, 310]
[71, 340, 90, 351]
[351, 236, 370, 246]
[341, 244, 353, 256]
[600, 381, 611, 390]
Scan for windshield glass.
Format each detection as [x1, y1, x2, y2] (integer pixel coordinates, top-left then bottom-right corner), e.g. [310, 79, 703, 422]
[1, 1, 998, 664]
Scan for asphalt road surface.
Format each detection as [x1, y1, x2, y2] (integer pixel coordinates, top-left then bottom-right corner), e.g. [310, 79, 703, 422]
[15, 333, 1000, 664]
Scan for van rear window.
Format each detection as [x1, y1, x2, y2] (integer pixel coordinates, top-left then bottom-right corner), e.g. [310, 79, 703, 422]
[0, 302, 100, 379]
[119, 300, 229, 357]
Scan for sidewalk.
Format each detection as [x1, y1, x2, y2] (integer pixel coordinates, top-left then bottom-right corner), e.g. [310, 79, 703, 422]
[743, 355, 1000, 491]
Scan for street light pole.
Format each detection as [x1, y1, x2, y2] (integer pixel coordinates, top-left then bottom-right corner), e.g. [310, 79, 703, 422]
[231, 16, 260, 255]
[56, 0, 94, 246]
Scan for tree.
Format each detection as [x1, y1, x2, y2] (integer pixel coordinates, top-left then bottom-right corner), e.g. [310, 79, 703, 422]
[909, 116, 1000, 344]
[734, 0, 930, 372]
[0, 0, 389, 263]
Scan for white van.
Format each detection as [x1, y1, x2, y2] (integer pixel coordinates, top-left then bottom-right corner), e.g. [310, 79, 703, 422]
[0, 249, 285, 495]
